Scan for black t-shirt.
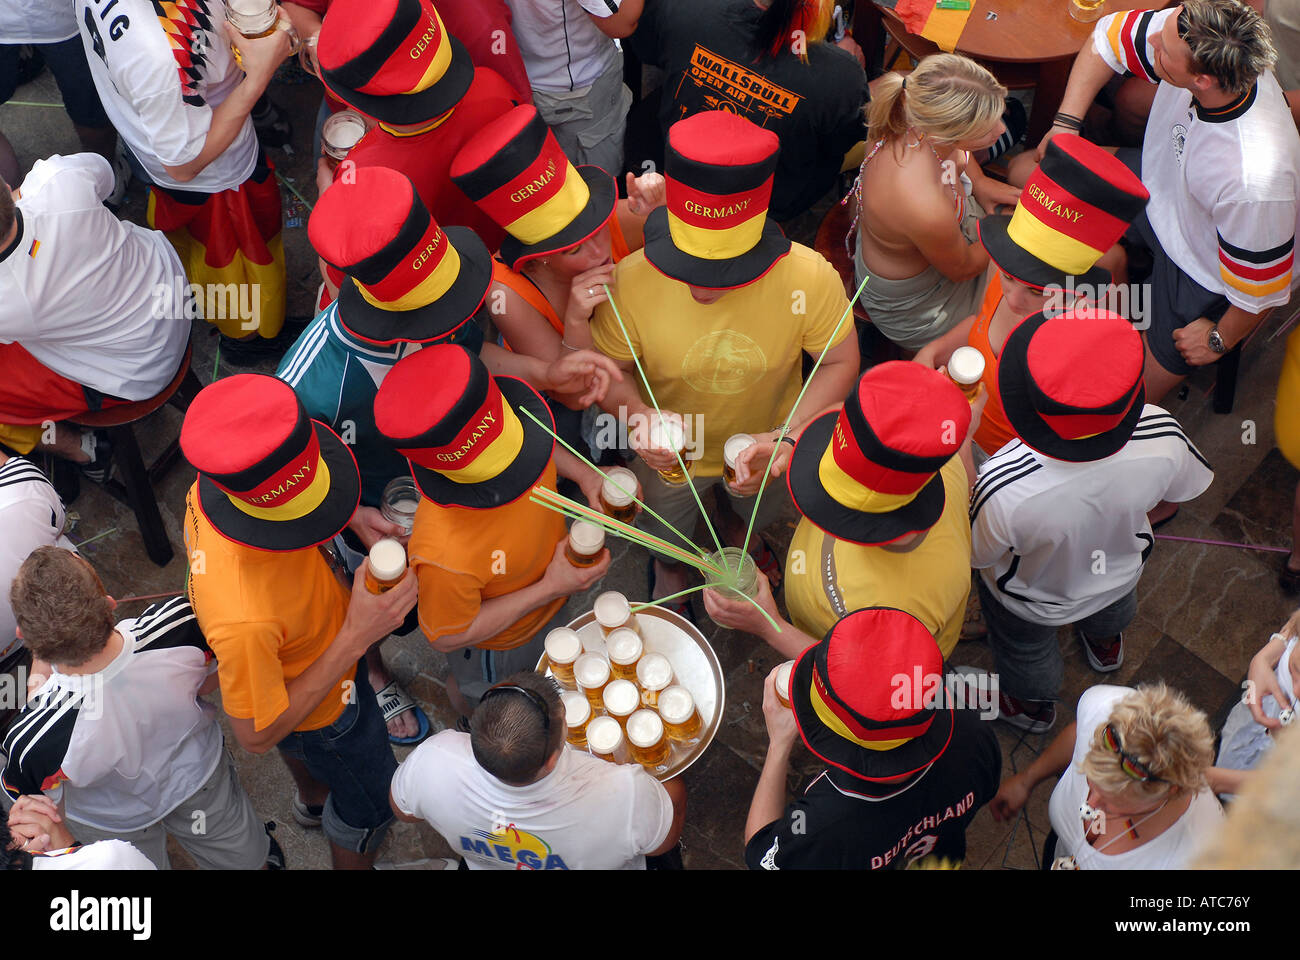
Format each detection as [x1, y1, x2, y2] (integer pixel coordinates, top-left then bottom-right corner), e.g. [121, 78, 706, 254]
[744, 709, 1002, 870]
[629, 0, 868, 221]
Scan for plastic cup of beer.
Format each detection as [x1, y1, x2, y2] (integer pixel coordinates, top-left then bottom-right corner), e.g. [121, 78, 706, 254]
[723, 433, 757, 487]
[658, 685, 703, 744]
[602, 678, 640, 728]
[606, 628, 643, 682]
[593, 591, 639, 638]
[566, 520, 606, 568]
[648, 415, 692, 486]
[226, 0, 301, 53]
[1069, 0, 1106, 22]
[380, 476, 420, 536]
[636, 652, 674, 708]
[562, 691, 592, 749]
[775, 660, 795, 709]
[586, 715, 625, 763]
[365, 538, 406, 593]
[947, 346, 985, 402]
[600, 466, 638, 524]
[321, 109, 368, 169]
[574, 653, 612, 710]
[544, 627, 583, 687]
[626, 710, 672, 769]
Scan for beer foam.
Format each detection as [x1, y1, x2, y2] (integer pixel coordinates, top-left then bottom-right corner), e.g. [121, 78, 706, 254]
[606, 628, 642, 664]
[586, 716, 622, 752]
[625, 710, 664, 747]
[636, 653, 672, 689]
[569, 520, 605, 554]
[601, 467, 636, 507]
[775, 661, 794, 696]
[593, 591, 630, 627]
[544, 628, 582, 664]
[723, 434, 756, 468]
[323, 111, 367, 153]
[648, 415, 684, 451]
[602, 679, 638, 716]
[368, 538, 407, 581]
[574, 653, 610, 687]
[562, 691, 590, 726]
[658, 685, 695, 724]
[947, 346, 985, 386]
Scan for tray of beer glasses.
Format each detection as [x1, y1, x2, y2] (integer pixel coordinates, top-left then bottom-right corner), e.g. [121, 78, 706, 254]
[537, 590, 725, 780]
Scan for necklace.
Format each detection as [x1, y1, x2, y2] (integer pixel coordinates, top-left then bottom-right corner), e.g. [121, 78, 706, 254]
[1053, 796, 1172, 870]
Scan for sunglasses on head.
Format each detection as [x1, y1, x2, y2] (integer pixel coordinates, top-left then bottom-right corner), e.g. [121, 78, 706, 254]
[1102, 722, 1165, 783]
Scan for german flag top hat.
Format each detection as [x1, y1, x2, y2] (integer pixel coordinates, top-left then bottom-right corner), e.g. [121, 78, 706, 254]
[999, 306, 1145, 463]
[790, 608, 955, 783]
[979, 134, 1149, 292]
[642, 110, 791, 289]
[373, 344, 555, 509]
[309, 166, 491, 345]
[181, 375, 361, 551]
[318, 0, 473, 126]
[450, 105, 617, 272]
[787, 362, 970, 546]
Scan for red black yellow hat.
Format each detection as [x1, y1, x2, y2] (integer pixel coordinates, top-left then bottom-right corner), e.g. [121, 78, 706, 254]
[449, 105, 616, 272]
[309, 166, 490, 345]
[787, 362, 970, 546]
[372, 344, 555, 509]
[642, 111, 791, 289]
[317, 0, 473, 126]
[999, 306, 1145, 462]
[790, 608, 954, 783]
[979, 134, 1149, 292]
[181, 375, 360, 551]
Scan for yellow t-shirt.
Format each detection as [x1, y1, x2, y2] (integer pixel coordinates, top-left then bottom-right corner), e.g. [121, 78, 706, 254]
[783, 457, 972, 659]
[182, 484, 352, 733]
[591, 243, 853, 477]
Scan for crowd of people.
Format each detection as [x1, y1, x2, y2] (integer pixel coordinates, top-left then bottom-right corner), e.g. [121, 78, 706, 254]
[1, 0, 1299, 872]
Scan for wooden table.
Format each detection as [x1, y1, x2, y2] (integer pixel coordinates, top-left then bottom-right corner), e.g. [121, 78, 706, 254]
[853, 0, 1161, 143]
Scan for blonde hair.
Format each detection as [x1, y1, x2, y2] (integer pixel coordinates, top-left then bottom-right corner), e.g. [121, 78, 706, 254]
[1181, 0, 1277, 97]
[1081, 683, 1214, 804]
[1195, 725, 1300, 869]
[865, 54, 1007, 149]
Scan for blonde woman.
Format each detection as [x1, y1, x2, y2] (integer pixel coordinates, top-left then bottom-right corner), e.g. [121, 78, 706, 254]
[991, 684, 1224, 869]
[852, 54, 1022, 351]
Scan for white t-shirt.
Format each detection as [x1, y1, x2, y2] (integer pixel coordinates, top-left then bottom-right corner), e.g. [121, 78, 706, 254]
[31, 839, 156, 870]
[0, 0, 78, 43]
[971, 406, 1214, 625]
[0, 456, 76, 662]
[1, 154, 190, 400]
[74, 0, 257, 193]
[1048, 685, 1224, 870]
[1094, 8, 1300, 313]
[504, 0, 620, 91]
[390, 730, 674, 870]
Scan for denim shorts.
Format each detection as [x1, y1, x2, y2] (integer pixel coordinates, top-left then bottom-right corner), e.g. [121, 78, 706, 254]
[276, 662, 397, 854]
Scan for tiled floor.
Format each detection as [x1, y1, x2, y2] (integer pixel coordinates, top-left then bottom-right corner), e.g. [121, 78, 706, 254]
[4, 65, 1298, 871]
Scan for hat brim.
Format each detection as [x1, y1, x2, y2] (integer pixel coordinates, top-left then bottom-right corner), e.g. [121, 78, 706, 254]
[407, 377, 555, 509]
[979, 215, 1111, 293]
[789, 637, 955, 782]
[322, 33, 474, 126]
[642, 206, 792, 289]
[498, 166, 618, 272]
[998, 311, 1145, 462]
[196, 421, 361, 552]
[336, 227, 491, 345]
[785, 411, 947, 546]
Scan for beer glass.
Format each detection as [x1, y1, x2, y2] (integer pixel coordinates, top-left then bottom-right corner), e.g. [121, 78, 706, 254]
[380, 476, 420, 536]
[562, 691, 592, 749]
[946, 346, 985, 401]
[600, 466, 638, 524]
[658, 685, 702, 744]
[364, 538, 406, 594]
[775, 660, 795, 709]
[723, 433, 757, 487]
[626, 710, 672, 769]
[606, 627, 643, 682]
[636, 653, 674, 708]
[601, 679, 639, 728]
[544, 628, 583, 687]
[586, 716, 626, 763]
[1069, 0, 1106, 22]
[565, 520, 606, 568]
[706, 547, 759, 600]
[226, 0, 301, 58]
[321, 110, 368, 170]
[593, 591, 639, 638]
[574, 654, 612, 710]
[647, 414, 692, 486]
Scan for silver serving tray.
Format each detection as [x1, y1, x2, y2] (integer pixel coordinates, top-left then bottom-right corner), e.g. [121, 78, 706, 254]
[537, 604, 724, 780]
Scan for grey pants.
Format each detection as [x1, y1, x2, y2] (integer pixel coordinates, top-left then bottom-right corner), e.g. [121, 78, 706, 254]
[532, 52, 632, 177]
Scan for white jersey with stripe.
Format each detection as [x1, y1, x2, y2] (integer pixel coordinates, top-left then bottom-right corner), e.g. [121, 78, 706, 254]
[970, 406, 1214, 625]
[1, 598, 223, 833]
[1093, 8, 1300, 313]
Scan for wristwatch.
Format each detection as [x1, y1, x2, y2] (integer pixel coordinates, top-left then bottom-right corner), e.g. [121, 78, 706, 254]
[1207, 324, 1227, 355]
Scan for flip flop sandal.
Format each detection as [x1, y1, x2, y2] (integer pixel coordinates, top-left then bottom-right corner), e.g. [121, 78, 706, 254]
[376, 680, 433, 746]
[647, 560, 698, 626]
[750, 535, 783, 592]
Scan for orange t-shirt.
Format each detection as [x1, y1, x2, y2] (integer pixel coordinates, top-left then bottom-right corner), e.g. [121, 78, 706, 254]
[409, 461, 567, 651]
[968, 273, 1018, 456]
[183, 484, 351, 733]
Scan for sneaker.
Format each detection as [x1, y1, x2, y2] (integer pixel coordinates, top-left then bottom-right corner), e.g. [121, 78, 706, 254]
[1079, 629, 1124, 673]
[250, 94, 294, 152]
[997, 691, 1056, 734]
[291, 791, 323, 829]
[264, 821, 286, 870]
[78, 430, 113, 484]
[105, 139, 132, 211]
[217, 318, 310, 367]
